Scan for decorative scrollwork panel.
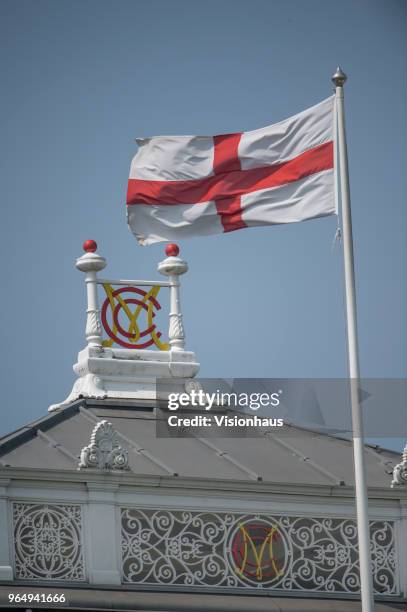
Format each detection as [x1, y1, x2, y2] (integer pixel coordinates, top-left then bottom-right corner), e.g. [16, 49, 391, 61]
[120, 509, 398, 595]
[12, 503, 86, 581]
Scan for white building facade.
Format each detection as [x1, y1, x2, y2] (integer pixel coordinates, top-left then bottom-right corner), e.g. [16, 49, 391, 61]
[0, 243, 406, 611]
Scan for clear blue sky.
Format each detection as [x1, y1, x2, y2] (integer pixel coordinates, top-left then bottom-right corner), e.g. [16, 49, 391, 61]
[0, 1, 406, 446]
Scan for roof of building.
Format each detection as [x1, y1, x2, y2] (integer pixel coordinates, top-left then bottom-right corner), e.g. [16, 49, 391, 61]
[0, 398, 401, 491]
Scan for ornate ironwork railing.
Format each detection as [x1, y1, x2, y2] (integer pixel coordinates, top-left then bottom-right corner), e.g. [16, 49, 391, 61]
[10, 502, 399, 595]
[120, 508, 399, 595]
[12, 503, 86, 582]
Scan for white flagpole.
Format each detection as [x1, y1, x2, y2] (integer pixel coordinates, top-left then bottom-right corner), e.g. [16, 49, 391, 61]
[332, 67, 374, 612]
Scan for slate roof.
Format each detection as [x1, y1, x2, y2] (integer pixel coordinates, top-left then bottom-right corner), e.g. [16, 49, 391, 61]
[0, 398, 400, 490]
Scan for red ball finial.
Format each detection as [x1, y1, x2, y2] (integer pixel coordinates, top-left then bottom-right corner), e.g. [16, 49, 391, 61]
[165, 243, 179, 257]
[83, 239, 97, 253]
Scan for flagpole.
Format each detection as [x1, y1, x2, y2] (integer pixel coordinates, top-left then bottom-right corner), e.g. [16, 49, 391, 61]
[332, 67, 374, 612]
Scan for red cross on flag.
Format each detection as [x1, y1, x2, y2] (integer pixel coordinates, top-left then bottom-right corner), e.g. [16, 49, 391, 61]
[127, 96, 336, 245]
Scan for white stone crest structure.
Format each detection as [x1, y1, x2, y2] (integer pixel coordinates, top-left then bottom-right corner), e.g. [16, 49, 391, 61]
[49, 240, 199, 411]
[79, 420, 129, 471]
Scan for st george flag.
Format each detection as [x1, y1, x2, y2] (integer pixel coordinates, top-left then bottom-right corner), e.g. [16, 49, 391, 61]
[127, 96, 336, 245]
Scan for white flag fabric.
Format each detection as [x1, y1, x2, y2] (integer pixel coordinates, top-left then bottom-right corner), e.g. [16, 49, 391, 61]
[127, 96, 336, 245]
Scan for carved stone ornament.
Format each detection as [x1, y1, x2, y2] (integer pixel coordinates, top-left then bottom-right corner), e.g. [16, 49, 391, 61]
[169, 313, 184, 343]
[391, 443, 407, 488]
[49, 364, 107, 413]
[79, 420, 130, 471]
[85, 308, 103, 344]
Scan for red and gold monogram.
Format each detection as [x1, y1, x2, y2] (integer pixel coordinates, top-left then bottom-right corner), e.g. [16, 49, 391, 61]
[229, 519, 286, 585]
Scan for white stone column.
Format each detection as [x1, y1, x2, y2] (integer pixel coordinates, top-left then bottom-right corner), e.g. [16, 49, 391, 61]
[76, 240, 107, 352]
[86, 483, 121, 585]
[158, 244, 188, 352]
[0, 480, 13, 580]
